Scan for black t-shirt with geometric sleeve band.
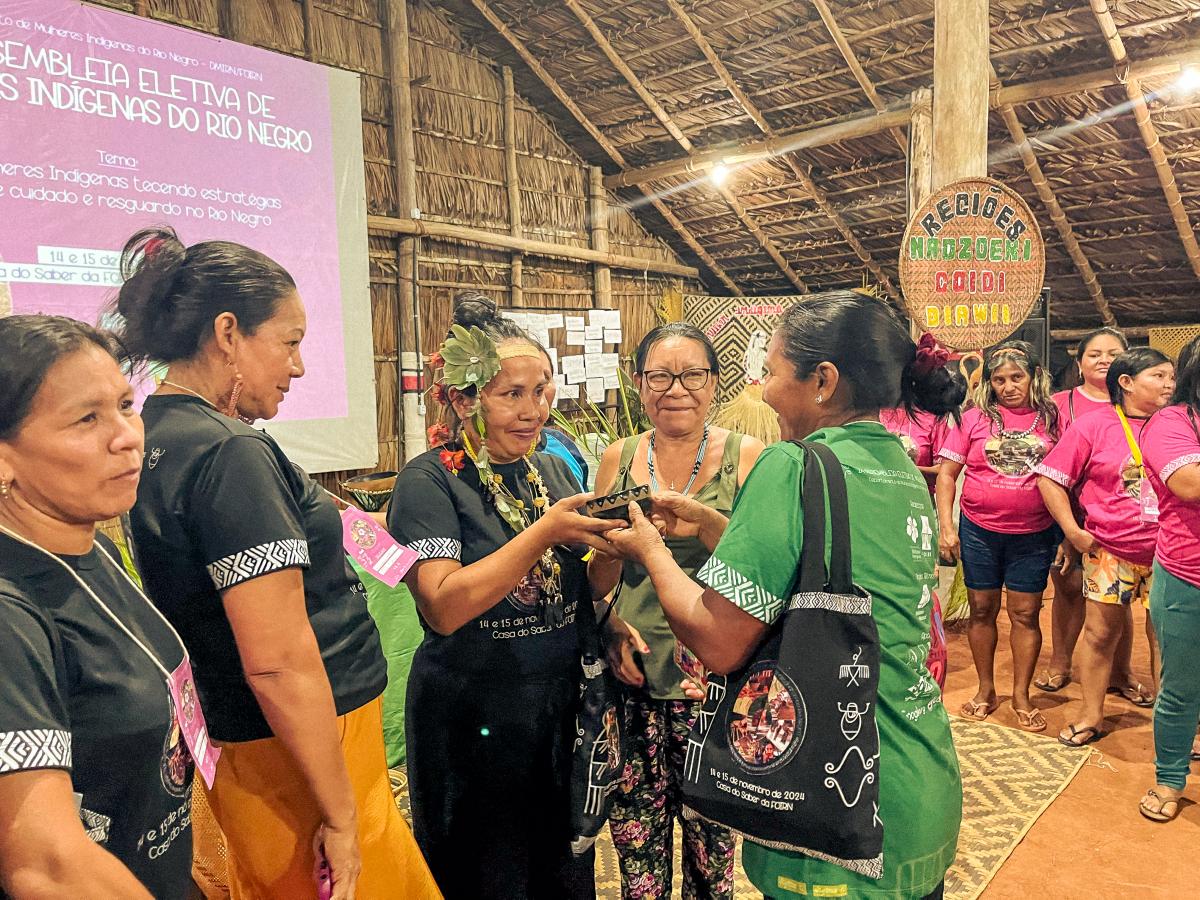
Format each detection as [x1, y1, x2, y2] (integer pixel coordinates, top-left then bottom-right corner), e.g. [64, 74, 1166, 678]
[130, 394, 387, 743]
[0, 533, 193, 899]
[387, 448, 589, 680]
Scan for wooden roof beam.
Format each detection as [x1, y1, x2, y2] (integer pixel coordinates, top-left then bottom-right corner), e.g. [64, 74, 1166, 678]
[810, 0, 907, 153]
[993, 69, 1117, 327]
[1089, 0, 1200, 283]
[564, 0, 807, 293]
[467, 0, 740, 294]
[664, 0, 899, 301]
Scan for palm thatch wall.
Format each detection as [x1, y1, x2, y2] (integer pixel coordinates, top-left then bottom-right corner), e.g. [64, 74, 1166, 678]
[94, 0, 698, 491]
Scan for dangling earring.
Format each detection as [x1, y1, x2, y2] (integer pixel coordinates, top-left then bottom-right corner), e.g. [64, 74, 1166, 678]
[224, 373, 243, 418]
[0, 479, 9, 499]
[815, 394, 824, 404]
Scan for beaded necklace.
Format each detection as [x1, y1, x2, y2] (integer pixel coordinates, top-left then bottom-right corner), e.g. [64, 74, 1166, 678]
[461, 433, 564, 624]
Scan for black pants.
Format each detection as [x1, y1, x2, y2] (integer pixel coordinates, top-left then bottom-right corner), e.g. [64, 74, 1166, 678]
[406, 658, 594, 900]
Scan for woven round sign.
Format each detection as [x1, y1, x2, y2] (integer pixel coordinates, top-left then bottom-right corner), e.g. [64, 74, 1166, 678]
[899, 177, 1045, 351]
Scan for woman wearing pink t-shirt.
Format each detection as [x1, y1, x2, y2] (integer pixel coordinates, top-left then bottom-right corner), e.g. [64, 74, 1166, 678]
[1138, 336, 1200, 822]
[1036, 349, 1174, 747]
[937, 341, 1060, 731]
[1037, 328, 1129, 696]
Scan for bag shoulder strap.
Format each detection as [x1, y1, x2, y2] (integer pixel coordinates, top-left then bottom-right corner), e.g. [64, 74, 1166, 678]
[789, 441, 829, 594]
[790, 441, 854, 595]
[613, 434, 641, 488]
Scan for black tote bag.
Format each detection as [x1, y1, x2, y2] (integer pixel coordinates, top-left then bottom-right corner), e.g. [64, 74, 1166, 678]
[681, 441, 884, 879]
[568, 581, 627, 855]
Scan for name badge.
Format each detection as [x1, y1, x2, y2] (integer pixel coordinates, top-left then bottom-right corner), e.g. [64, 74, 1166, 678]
[1139, 477, 1160, 524]
[167, 657, 219, 788]
[341, 509, 418, 588]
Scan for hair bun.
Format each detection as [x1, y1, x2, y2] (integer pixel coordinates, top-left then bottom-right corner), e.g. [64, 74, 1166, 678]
[452, 292, 499, 329]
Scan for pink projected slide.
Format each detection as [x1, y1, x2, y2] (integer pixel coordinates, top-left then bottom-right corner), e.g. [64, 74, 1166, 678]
[0, 0, 346, 421]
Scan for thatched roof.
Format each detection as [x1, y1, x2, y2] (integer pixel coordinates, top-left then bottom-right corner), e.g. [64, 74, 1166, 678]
[437, 0, 1200, 328]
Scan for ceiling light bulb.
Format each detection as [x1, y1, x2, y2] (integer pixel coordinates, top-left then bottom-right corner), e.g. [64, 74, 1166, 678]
[710, 163, 730, 186]
[1177, 66, 1200, 93]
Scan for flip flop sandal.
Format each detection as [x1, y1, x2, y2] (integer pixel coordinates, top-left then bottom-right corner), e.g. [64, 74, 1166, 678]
[1034, 671, 1071, 692]
[1139, 789, 1181, 823]
[1058, 723, 1104, 747]
[959, 699, 996, 720]
[1109, 683, 1155, 708]
[1015, 708, 1047, 732]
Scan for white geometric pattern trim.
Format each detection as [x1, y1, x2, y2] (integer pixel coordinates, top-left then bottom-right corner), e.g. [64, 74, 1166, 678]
[0, 729, 72, 772]
[1032, 462, 1072, 487]
[697, 557, 782, 623]
[1161, 453, 1200, 482]
[408, 537, 462, 561]
[80, 806, 112, 844]
[788, 590, 873, 616]
[206, 539, 310, 590]
[938, 448, 966, 464]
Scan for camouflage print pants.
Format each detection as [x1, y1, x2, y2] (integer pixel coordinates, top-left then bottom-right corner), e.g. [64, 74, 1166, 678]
[608, 698, 736, 900]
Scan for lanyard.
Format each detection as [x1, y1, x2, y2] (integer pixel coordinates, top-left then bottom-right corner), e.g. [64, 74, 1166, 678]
[1115, 406, 1144, 472]
[0, 524, 187, 681]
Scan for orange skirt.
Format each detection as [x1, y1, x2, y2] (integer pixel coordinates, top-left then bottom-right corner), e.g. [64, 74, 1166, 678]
[197, 697, 440, 899]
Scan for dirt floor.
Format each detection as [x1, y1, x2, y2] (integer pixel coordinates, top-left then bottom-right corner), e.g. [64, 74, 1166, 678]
[943, 599, 1197, 899]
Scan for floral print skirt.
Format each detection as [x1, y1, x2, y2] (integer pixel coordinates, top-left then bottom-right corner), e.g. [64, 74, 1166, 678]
[607, 697, 736, 900]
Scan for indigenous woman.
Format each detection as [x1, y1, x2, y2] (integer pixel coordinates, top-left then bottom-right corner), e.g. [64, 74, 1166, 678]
[1037, 327, 1131, 697]
[0, 316, 193, 898]
[115, 227, 438, 900]
[588, 323, 763, 898]
[937, 341, 1060, 731]
[1036, 349, 1175, 746]
[608, 292, 962, 900]
[1138, 335, 1200, 822]
[388, 298, 621, 899]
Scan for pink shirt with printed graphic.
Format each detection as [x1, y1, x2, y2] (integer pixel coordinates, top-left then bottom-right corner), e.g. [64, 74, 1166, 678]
[1053, 387, 1110, 432]
[1141, 405, 1200, 587]
[939, 406, 1056, 534]
[879, 407, 938, 467]
[1035, 406, 1157, 566]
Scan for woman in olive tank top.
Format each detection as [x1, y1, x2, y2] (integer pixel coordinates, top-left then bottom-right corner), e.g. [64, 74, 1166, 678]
[589, 324, 763, 898]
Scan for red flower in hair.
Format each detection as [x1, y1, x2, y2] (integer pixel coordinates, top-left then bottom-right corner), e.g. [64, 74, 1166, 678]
[428, 351, 444, 369]
[439, 448, 465, 474]
[427, 423, 451, 448]
[913, 332, 950, 376]
[144, 237, 165, 258]
[431, 382, 448, 405]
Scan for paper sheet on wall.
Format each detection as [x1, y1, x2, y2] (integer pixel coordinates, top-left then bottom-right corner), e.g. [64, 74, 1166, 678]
[603, 374, 619, 389]
[586, 377, 607, 400]
[557, 382, 579, 400]
[585, 340, 603, 354]
[545, 313, 565, 330]
[566, 330, 585, 346]
[565, 316, 586, 330]
[561, 355, 587, 384]
[590, 310, 621, 329]
[585, 324, 605, 340]
[604, 328, 622, 344]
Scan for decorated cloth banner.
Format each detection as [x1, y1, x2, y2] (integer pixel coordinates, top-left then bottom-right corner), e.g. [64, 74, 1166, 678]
[898, 177, 1045, 351]
[683, 294, 801, 409]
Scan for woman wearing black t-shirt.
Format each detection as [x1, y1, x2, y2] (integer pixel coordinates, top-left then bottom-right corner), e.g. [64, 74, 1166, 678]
[113, 227, 439, 900]
[388, 297, 623, 899]
[0, 316, 192, 898]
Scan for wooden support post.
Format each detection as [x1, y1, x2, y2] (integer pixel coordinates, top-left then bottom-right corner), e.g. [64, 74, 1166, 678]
[384, 0, 425, 462]
[932, 0, 989, 190]
[907, 88, 933, 215]
[134, 0, 150, 16]
[301, 0, 314, 61]
[589, 167, 614, 309]
[907, 88, 933, 337]
[501, 67, 524, 307]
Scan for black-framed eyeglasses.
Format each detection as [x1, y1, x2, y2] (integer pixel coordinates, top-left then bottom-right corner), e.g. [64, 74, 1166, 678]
[641, 368, 712, 392]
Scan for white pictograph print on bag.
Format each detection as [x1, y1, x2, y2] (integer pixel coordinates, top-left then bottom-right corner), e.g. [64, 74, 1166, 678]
[838, 701, 869, 741]
[839, 646, 870, 687]
[684, 675, 727, 782]
[824, 745, 880, 808]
